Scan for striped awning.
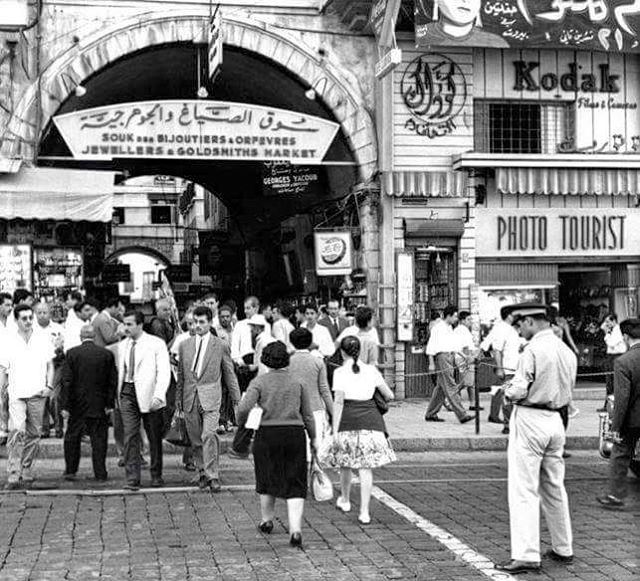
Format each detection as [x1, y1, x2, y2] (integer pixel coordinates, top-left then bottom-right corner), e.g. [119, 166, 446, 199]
[497, 167, 640, 196]
[382, 170, 467, 198]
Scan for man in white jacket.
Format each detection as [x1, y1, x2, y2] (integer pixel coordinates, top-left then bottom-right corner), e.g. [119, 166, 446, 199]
[118, 310, 170, 490]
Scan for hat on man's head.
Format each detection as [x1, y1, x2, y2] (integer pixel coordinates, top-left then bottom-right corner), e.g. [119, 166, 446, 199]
[248, 314, 268, 327]
[502, 303, 551, 323]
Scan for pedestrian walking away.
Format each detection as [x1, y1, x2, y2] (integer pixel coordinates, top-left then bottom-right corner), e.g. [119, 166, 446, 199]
[59, 325, 117, 482]
[321, 336, 396, 525]
[176, 306, 241, 492]
[117, 310, 170, 490]
[496, 303, 577, 575]
[597, 317, 640, 509]
[0, 304, 55, 490]
[424, 305, 473, 424]
[236, 341, 320, 548]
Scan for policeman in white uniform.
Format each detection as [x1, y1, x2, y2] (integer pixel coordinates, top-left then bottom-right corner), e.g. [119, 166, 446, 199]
[496, 303, 577, 575]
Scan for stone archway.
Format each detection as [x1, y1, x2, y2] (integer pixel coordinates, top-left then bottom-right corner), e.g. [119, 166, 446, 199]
[106, 245, 171, 267]
[4, 11, 377, 180]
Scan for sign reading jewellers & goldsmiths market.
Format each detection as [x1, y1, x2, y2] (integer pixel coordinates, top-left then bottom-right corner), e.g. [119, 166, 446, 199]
[53, 101, 340, 164]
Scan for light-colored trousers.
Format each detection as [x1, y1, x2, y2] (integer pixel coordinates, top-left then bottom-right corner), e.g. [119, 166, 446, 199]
[0, 383, 9, 435]
[508, 406, 573, 562]
[184, 393, 221, 481]
[7, 396, 46, 482]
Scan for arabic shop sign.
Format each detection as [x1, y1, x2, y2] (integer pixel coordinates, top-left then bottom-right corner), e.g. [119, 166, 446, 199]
[53, 101, 340, 164]
[400, 54, 468, 139]
[476, 208, 640, 258]
[416, 1, 640, 53]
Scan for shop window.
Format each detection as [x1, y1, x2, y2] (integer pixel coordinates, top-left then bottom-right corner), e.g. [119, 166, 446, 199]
[113, 207, 125, 225]
[475, 100, 573, 154]
[150, 205, 173, 225]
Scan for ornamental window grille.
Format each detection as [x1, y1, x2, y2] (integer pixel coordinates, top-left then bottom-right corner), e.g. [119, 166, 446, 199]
[474, 100, 574, 154]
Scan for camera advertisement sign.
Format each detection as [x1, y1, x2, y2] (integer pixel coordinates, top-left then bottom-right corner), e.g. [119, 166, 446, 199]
[53, 100, 340, 164]
[314, 232, 353, 276]
[416, 1, 640, 53]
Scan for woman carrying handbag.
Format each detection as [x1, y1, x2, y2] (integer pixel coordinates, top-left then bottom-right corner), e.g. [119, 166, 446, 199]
[321, 336, 396, 524]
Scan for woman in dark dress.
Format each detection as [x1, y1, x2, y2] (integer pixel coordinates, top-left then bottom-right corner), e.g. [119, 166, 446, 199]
[236, 341, 318, 547]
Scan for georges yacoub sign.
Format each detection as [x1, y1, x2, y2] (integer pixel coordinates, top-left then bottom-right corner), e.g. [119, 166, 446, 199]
[416, 0, 640, 53]
[476, 209, 640, 258]
[53, 101, 340, 164]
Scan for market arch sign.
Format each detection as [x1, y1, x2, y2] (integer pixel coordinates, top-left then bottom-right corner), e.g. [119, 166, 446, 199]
[53, 100, 340, 164]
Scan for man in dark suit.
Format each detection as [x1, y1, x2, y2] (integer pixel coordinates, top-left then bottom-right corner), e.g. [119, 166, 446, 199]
[59, 325, 117, 482]
[597, 318, 640, 508]
[318, 300, 349, 342]
[177, 306, 240, 492]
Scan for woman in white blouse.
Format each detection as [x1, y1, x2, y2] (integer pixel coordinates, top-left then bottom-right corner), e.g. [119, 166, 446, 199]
[322, 336, 395, 524]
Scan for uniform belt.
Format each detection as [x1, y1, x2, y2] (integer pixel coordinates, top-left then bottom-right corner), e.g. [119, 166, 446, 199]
[517, 403, 566, 412]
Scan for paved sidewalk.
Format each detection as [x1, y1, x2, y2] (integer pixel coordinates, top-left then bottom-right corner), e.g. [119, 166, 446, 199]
[24, 392, 605, 461]
[385, 394, 603, 451]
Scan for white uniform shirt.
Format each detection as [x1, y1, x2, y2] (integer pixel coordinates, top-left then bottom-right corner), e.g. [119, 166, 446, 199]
[425, 320, 458, 356]
[332, 360, 387, 400]
[0, 329, 54, 399]
[302, 322, 335, 357]
[481, 320, 522, 374]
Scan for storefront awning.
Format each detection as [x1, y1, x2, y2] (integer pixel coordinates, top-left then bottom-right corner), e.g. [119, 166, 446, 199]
[477, 262, 559, 286]
[0, 167, 115, 222]
[497, 167, 640, 196]
[382, 171, 467, 198]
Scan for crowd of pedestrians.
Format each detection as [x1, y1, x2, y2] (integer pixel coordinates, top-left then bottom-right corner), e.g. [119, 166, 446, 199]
[0, 287, 637, 563]
[0, 288, 396, 547]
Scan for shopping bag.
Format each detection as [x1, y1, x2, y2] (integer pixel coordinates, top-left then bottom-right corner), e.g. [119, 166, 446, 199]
[309, 456, 333, 502]
[164, 410, 191, 447]
[245, 406, 264, 430]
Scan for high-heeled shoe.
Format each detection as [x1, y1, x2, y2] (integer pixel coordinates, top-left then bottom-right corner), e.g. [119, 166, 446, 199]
[358, 514, 371, 525]
[289, 532, 302, 547]
[258, 520, 274, 534]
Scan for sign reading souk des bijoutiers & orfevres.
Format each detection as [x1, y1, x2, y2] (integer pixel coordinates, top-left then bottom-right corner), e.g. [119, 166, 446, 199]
[476, 209, 638, 258]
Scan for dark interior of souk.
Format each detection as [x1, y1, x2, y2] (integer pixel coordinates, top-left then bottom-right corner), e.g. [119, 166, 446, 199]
[30, 43, 369, 314]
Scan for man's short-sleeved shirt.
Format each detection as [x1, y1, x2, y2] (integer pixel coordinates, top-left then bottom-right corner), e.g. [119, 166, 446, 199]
[0, 329, 54, 399]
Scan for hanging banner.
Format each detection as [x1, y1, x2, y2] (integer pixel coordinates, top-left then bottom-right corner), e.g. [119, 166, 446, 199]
[53, 100, 340, 164]
[416, 0, 640, 53]
[314, 232, 353, 276]
[208, 6, 223, 82]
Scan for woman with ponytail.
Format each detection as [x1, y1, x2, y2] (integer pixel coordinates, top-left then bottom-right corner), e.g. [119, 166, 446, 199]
[321, 336, 396, 524]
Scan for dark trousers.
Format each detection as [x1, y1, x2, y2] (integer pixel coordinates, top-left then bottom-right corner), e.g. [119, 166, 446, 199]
[120, 383, 164, 483]
[607, 429, 640, 499]
[42, 395, 63, 435]
[64, 413, 108, 479]
[605, 354, 622, 396]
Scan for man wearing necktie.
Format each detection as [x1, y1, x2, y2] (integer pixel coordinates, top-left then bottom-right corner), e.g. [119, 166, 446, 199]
[318, 300, 349, 342]
[176, 306, 240, 492]
[118, 310, 170, 490]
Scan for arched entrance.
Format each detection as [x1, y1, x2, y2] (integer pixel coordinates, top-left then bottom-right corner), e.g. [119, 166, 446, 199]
[6, 12, 377, 180]
[106, 246, 170, 303]
[23, 13, 377, 303]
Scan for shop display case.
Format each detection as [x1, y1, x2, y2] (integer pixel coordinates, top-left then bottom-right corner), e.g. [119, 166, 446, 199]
[33, 247, 83, 298]
[0, 244, 32, 294]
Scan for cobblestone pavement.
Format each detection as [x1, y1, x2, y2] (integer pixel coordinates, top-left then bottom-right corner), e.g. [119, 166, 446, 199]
[0, 451, 637, 580]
